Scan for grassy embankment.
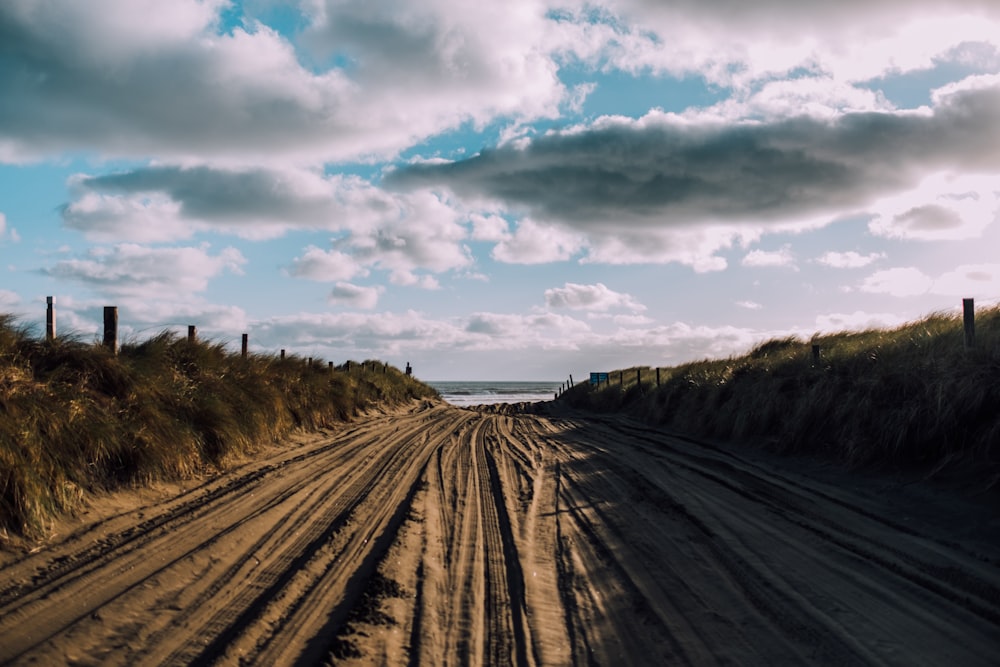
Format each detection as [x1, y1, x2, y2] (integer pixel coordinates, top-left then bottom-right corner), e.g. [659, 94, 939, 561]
[0, 315, 437, 537]
[561, 307, 999, 483]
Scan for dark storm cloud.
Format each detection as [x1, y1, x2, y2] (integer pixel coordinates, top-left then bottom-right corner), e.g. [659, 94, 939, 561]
[389, 83, 1000, 228]
[69, 167, 333, 223]
[0, 4, 348, 161]
[895, 204, 964, 231]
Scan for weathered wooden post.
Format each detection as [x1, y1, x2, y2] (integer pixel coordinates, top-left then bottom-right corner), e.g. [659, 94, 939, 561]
[656, 368, 661, 386]
[308, 357, 313, 367]
[45, 296, 56, 341]
[569, 374, 574, 387]
[280, 349, 286, 360]
[329, 361, 334, 372]
[619, 371, 624, 385]
[187, 325, 196, 344]
[103, 306, 118, 355]
[241, 333, 248, 359]
[812, 344, 821, 363]
[963, 298, 975, 349]
[636, 368, 641, 386]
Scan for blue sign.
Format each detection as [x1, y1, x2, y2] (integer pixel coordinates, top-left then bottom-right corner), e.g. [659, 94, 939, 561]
[590, 372, 609, 384]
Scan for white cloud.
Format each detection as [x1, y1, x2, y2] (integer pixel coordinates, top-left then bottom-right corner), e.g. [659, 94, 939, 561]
[931, 263, 1000, 297]
[62, 191, 193, 243]
[0, 212, 17, 244]
[859, 263, 1000, 298]
[580, 225, 745, 271]
[45, 243, 246, 297]
[688, 77, 895, 123]
[602, 320, 777, 364]
[610, 313, 654, 326]
[544, 282, 645, 312]
[65, 167, 474, 278]
[288, 246, 365, 282]
[816, 250, 886, 269]
[491, 219, 584, 264]
[329, 282, 383, 309]
[742, 245, 796, 269]
[463, 311, 592, 350]
[0, 289, 20, 307]
[469, 214, 510, 242]
[388, 271, 441, 290]
[564, 0, 1000, 85]
[859, 267, 935, 297]
[868, 173, 1000, 241]
[736, 300, 762, 310]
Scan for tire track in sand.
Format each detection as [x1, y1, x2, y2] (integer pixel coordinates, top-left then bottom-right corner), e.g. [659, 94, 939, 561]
[1, 403, 997, 666]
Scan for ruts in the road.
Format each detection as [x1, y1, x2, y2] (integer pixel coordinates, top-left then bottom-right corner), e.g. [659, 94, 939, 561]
[1, 401, 997, 666]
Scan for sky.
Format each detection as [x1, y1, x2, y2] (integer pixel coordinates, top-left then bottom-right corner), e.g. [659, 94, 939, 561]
[1, 0, 999, 381]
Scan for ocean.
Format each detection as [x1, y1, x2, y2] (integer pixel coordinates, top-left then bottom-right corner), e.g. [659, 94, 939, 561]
[427, 380, 563, 406]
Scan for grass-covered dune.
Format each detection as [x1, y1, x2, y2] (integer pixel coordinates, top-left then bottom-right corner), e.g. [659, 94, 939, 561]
[561, 307, 1000, 485]
[0, 315, 437, 537]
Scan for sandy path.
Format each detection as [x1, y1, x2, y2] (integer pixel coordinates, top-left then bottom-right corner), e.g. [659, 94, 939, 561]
[0, 401, 997, 665]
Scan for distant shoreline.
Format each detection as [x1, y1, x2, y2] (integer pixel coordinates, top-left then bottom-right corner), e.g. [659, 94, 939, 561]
[426, 380, 561, 406]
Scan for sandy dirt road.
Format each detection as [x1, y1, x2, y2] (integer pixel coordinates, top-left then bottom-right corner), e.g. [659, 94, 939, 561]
[1, 400, 997, 666]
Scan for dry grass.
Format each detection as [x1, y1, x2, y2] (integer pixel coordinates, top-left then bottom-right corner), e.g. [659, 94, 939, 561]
[0, 316, 437, 537]
[562, 307, 1000, 482]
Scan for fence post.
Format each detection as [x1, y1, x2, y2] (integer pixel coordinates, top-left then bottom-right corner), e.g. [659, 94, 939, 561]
[187, 325, 196, 344]
[963, 298, 975, 349]
[46, 296, 56, 341]
[812, 344, 821, 363]
[636, 368, 641, 386]
[103, 306, 118, 355]
[241, 333, 248, 359]
[656, 368, 661, 386]
[619, 371, 623, 385]
[569, 374, 574, 387]
[280, 349, 286, 360]
[329, 361, 334, 372]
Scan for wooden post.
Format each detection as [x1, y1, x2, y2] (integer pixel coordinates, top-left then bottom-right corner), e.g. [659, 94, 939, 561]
[280, 349, 286, 360]
[963, 298, 975, 349]
[187, 325, 196, 344]
[308, 357, 313, 366]
[103, 306, 118, 355]
[812, 344, 821, 363]
[636, 368, 641, 386]
[329, 361, 334, 372]
[45, 296, 56, 341]
[569, 374, 574, 387]
[656, 368, 661, 386]
[241, 333, 248, 359]
[619, 371, 623, 385]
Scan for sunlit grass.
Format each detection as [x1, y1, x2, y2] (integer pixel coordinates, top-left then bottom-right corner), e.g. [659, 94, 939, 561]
[0, 315, 437, 537]
[563, 307, 1000, 481]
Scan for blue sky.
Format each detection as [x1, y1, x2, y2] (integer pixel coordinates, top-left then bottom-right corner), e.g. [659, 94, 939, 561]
[2, 0, 999, 380]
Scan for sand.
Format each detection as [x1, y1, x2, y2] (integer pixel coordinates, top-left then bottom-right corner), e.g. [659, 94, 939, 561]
[0, 399, 997, 665]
